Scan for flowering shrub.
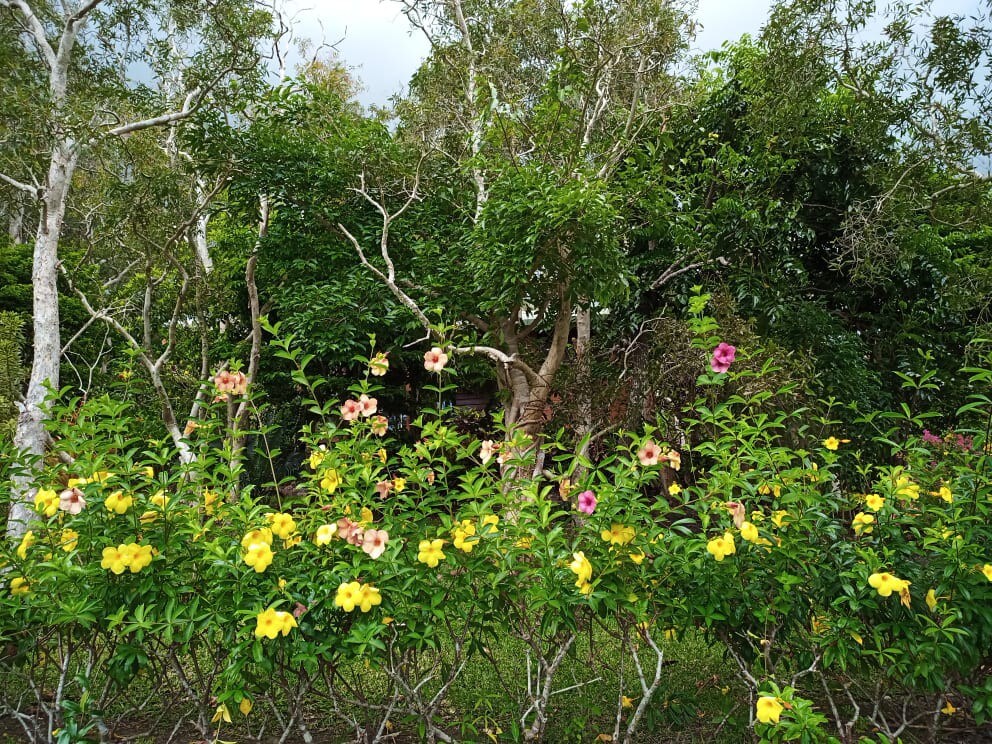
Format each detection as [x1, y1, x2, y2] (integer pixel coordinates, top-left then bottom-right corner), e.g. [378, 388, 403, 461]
[2, 319, 992, 743]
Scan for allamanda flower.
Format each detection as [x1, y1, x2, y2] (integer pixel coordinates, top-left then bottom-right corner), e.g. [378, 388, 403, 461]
[243, 542, 274, 573]
[706, 532, 736, 561]
[600, 523, 635, 546]
[266, 512, 297, 540]
[254, 607, 297, 639]
[418, 539, 446, 567]
[868, 571, 910, 597]
[739, 522, 759, 543]
[568, 551, 593, 586]
[314, 524, 337, 545]
[452, 520, 477, 553]
[34, 488, 58, 517]
[852, 512, 875, 535]
[756, 696, 783, 724]
[104, 491, 133, 515]
[16, 530, 35, 560]
[864, 494, 885, 512]
[9, 577, 29, 596]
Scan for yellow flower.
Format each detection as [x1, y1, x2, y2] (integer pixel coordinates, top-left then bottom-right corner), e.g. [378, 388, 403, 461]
[706, 532, 736, 561]
[203, 490, 218, 515]
[91, 470, 113, 483]
[241, 528, 273, 549]
[739, 521, 759, 543]
[67, 477, 88, 488]
[254, 607, 296, 639]
[771, 510, 789, 528]
[621, 695, 635, 709]
[33, 488, 59, 517]
[759, 483, 782, 497]
[942, 700, 956, 715]
[59, 529, 78, 553]
[823, 437, 840, 451]
[393, 477, 406, 493]
[629, 551, 645, 565]
[211, 703, 231, 725]
[358, 584, 382, 612]
[244, 542, 274, 573]
[868, 571, 910, 597]
[104, 491, 133, 514]
[126, 544, 154, 573]
[320, 469, 341, 494]
[309, 446, 327, 470]
[142, 466, 155, 479]
[864, 493, 885, 512]
[377, 448, 387, 464]
[315, 524, 337, 545]
[150, 491, 169, 508]
[926, 588, 938, 611]
[283, 534, 302, 548]
[756, 696, 784, 724]
[266, 513, 297, 540]
[852, 512, 875, 535]
[600, 524, 635, 546]
[568, 551, 593, 588]
[668, 483, 681, 495]
[101, 546, 128, 574]
[139, 510, 158, 525]
[894, 474, 919, 500]
[982, 564, 992, 582]
[417, 539, 446, 567]
[482, 514, 499, 534]
[16, 530, 35, 560]
[10, 577, 29, 596]
[452, 520, 477, 552]
[239, 698, 253, 716]
[359, 507, 374, 525]
[936, 486, 953, 504]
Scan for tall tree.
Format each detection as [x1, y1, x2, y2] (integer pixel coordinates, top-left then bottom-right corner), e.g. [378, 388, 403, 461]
[0, 0, 271, 536]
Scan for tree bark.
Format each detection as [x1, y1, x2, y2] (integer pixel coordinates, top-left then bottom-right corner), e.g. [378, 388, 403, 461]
[10, 138, 77, 537]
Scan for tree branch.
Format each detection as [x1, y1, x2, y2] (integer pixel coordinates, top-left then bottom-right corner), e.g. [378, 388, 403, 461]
[0, 171, 38, 196]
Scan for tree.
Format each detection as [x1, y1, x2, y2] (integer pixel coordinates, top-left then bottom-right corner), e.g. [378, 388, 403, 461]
[1, 0, 271, 536]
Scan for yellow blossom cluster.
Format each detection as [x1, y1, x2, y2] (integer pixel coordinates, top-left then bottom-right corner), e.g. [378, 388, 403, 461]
[334, 581, 382, 612]
[101, 543, 154, 574]
[254, 607, 297, 639]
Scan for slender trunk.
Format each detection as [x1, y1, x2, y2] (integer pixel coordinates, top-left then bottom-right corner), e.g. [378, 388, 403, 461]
[574, 305, 593, 462]
[7, 198, 25, 243]
[10, 139, 77, 537]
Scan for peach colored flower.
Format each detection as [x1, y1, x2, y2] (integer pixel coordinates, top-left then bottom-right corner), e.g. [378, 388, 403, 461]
[337, 517, 364, 545]
[370, 352, 389, 376]
[480, 439, 498, 464]
[362, 529, 389, 559]
[359, 394, 378, 417]
[637, 440, 661, 466]
[424, 346, 448, 373]
[58, 487, 86, 515]
[665, 450, 681, 470]
[374, 480, 392, 500]
[371, 415, 388, 436]
[340, 399, 361, 421]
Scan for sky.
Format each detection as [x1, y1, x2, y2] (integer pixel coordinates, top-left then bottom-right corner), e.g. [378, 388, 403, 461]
[281, 0, 983, 107]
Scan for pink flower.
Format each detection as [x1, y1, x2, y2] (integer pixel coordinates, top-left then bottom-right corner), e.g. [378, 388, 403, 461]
[58, 487, 86, 515]
[374, 480, 392, 500]
[362, 529, 389, 559]
[637, 440, 661, 467]
[371, 415, 388, 436]
[710, 342, 736, 373]
[577, 490, 597, 515]
[359, 394, 378, 417]
[424, 346, 448, 373]
[337, 517, 363, 544]
[479, 439, 498, 464]
[292, 602, 308, 619]
[341, 399, 361, 422]
[665, 449, 682, 471]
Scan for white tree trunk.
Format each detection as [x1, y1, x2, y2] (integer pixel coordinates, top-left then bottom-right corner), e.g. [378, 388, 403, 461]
[9, 139, 77, 537]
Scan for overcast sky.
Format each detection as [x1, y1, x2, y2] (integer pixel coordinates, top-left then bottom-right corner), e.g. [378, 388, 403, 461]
[281, 0, 982, 107]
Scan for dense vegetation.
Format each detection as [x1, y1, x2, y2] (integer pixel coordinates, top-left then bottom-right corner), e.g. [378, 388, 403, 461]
[1, 0, 991, 742]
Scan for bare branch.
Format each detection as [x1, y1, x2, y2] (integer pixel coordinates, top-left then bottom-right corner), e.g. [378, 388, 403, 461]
[0, 171, 38, 196]
[2, 0, 57, 72]
[107, 89, 201, 136]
